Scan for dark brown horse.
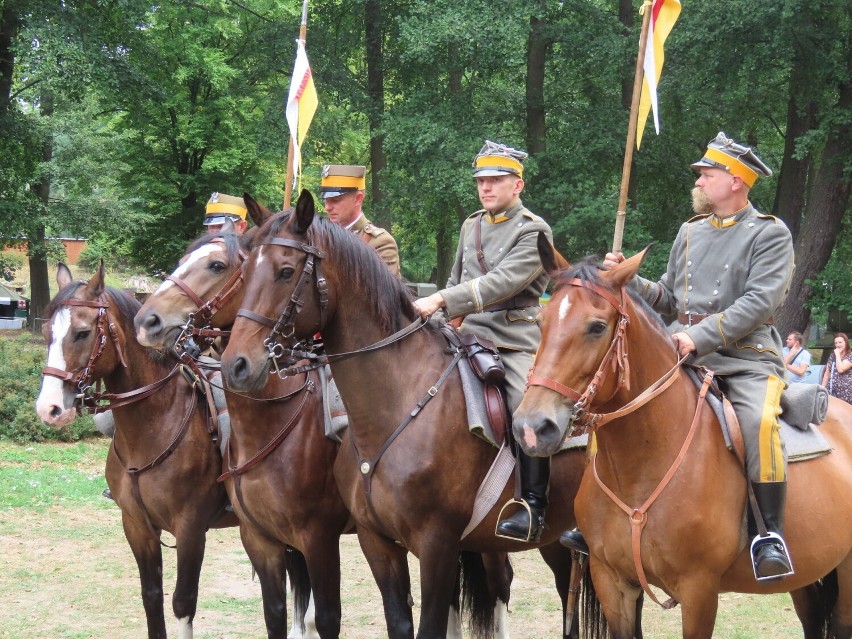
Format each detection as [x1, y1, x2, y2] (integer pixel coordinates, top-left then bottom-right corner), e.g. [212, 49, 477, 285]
[219, 195, 589, 639]
[134, 212, 351, 639]
[35, 263, 242, 639]
[513, 244, 852, 639]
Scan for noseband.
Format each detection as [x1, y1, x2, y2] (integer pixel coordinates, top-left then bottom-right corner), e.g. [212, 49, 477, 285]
[527, 277, 631, 433]
[42, 295, 129, 410]
[235, 236, 329, 375]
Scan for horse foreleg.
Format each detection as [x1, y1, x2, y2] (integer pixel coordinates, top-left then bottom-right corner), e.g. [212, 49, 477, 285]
[538, 543, 574, 639]
[240, 525, 289, 638]
[301, 530, 342, 639]
[357, 526, 414, 639]
[171, 527, 207, 639]
[588, 557, 641, 639]
[677, 579, 720, 639]
[833, 561, 852, 639]
[416, 538, 463, 639]
[122, 515, 167, 639]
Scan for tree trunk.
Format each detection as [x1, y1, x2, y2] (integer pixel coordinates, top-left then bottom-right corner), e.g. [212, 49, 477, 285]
[364, 0, 388, 227]
[525, 12, 548, 158]
[29, 90, 54, 329]
[776, 49, 852, 336]
[0, 1, 19, 111]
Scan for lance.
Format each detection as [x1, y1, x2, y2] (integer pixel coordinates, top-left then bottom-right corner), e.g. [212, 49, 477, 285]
[612, 0, 653, 253]
[283, 0, 310, 210]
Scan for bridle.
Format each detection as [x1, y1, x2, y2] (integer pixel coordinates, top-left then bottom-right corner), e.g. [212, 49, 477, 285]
[42, 295, 128, 411]
[167, 238, 248, 357]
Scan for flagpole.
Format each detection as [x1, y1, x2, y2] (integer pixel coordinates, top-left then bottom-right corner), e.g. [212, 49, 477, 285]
[612, 0, 653, 253]
[283, 0, 310, 210]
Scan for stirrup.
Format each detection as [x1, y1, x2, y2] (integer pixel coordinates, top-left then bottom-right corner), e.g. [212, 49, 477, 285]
[494, 498, 535, 542]
[750, 532, 794, 581]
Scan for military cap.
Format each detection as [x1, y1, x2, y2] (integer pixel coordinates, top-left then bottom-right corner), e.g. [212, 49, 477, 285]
[319, 165, 366, 199]
[204, 192, 247, 226]
[691, 132, 772, 188]
[472, 140, 528, 178]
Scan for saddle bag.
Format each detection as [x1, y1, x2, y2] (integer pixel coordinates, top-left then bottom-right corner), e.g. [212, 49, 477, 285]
[459, 333, 505, 385]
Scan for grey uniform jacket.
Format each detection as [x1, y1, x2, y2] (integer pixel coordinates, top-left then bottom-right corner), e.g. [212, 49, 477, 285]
[440, 201, 552, 354]
[633, 204, 794, 378]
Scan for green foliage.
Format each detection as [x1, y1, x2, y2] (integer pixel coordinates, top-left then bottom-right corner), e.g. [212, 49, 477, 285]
[0, 250, 24, 281]
[0, 332, 97, 443]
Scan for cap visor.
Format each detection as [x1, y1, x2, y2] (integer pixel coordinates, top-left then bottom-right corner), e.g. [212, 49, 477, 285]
[473, 168, 516, 177]
[321, 190, 346, 199]
[203, 216, 228, 226]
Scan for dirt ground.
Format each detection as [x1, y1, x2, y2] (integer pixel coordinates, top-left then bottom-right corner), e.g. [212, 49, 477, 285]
[0, 502, 803, 639]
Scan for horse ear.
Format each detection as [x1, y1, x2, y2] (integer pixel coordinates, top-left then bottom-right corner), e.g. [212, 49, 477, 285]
[244, 192, 273, 227]
[293, 189, 315, 235]
[221, 218, 236, 234]
[57, 263, 73, 289]
[87, 260, 106, 296]
[537, 233, 559, 276]
[607, 245, 651, 288]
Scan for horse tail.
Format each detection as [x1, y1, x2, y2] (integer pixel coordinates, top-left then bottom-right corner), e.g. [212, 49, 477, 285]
[459, 551, 497, 639]
[286, 546, 312, 631]
[580, 563, 608, 639]
[819, 569, 838, 639]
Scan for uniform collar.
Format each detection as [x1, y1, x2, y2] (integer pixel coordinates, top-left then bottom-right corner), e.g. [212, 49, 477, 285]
[484, 200, 523, 224]
[346, 213, 367, 232]
[709, 202, 752, 229]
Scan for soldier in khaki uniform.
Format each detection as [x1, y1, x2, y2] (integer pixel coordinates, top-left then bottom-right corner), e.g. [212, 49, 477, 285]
[413, 140, 553, 543]
[319, 165, 400, 275]
[603, 132, 795, 580]
[203, 192, 249, 235]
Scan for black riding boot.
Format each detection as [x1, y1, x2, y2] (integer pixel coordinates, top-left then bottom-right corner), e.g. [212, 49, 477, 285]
[495, 453, 550, 543]
[750, 481, 794, 581]
[559, 529, 589, 555]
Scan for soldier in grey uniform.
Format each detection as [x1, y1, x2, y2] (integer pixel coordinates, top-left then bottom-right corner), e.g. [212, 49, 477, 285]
[602, 132, 795, 580]
[413, 140, 553, 543]
[319, 164, 400, 275]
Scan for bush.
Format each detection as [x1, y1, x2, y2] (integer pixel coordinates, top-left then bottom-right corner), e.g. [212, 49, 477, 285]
[0, 331, 97, 442]
[0, 250, 25, 281]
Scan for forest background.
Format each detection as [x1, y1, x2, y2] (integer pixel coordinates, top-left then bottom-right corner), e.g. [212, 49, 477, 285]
[1, 0, 850, 340]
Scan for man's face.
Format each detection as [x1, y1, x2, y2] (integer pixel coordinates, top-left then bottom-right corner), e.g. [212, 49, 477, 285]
[323, 191, 363, 227]
[786, 334, 796, 348]
[692, 167, 736, 214]
[205, 219, 246, 235]
[476, 175, 523, 213]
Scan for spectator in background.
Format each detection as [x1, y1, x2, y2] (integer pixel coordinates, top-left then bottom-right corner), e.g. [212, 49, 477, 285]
[821, 332, 852, 403]
[783, 332, 811, 383]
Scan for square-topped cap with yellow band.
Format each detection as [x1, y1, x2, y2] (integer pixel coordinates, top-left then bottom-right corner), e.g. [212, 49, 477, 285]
[204, 192, 248, 226]
[690, 132, 772, 188]
[472, 140, 528, 178]
[319, 165, 366, 199]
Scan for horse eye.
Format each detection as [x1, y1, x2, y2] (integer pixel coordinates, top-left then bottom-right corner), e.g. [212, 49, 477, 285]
[74, 330, 91, 342]
[209, 261, 226, 273]
[277, 267, 295, 281]
[588, 321, 608, 337]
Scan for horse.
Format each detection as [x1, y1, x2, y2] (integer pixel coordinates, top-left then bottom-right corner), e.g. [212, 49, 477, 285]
[512, 241, 852, 639]
[34, 263, 254, 639]
[134, 206, 351, 639]
[218, 192, 590, 639]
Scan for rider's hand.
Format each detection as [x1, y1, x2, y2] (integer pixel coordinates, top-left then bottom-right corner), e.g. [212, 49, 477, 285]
[602, 252, 625, 270]
[672, 332, 696, 357]
[413, 293, 446, 319]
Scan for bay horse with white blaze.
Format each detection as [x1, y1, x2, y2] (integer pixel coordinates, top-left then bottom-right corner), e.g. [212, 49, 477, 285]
[134, 205, 351, 639]
[513, 241, 852, 639]
[220, 194, 592, 639]
[35, 263, 246, 639]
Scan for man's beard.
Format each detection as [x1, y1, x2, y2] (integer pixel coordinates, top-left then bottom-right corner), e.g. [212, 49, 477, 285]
[691, 187, 713, 214]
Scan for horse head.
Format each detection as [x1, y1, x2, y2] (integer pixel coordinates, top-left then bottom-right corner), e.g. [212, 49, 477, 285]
[36, 262, 138, 427]
[222, 190, 324, 392]
[514, 246, 653, 456]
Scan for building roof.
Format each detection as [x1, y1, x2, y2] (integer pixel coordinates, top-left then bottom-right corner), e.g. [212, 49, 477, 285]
[0, 282, 26, 302]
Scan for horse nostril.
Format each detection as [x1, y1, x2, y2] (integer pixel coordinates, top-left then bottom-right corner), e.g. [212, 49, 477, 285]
[231, 356, 248, 381]
[144, 313, 162, 331]
[49, 405, 63, 418]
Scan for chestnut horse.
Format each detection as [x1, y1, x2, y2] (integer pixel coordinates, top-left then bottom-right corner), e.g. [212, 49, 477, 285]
[219, 195, 589, 639]
[513, 243, 852, 639]
[134, 213, 351, 639]
[35, 263, 248, 639]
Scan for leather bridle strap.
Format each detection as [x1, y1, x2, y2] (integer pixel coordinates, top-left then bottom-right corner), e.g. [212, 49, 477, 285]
[591, 368, 714, 609]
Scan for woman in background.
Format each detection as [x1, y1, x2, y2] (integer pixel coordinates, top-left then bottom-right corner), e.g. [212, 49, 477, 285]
[822, 332, 852, 404]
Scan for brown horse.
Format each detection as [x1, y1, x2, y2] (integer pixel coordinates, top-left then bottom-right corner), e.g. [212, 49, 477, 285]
[219, 194, 590, 639]
[513, 243, 852, 639]
[35, 263, 242, 639]
[134, 210, 351, 639]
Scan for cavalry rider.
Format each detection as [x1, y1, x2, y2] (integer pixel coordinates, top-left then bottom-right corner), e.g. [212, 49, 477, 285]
[203, 192, 249, 235]
[603, 132, 795, 580]
[413, 140, 554, 543]
[319, 164, 400, 275]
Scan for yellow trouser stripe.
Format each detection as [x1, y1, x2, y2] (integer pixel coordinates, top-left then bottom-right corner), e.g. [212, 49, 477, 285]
[758, 374, 786, 482]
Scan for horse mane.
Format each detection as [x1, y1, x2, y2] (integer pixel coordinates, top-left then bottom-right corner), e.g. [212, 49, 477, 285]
[185, 230, 244, 263]
[554, 256, 669, 334]
[260, 211, 416, 335]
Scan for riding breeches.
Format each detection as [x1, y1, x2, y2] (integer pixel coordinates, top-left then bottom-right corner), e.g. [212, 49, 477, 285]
[499, 350, 535, 415]
[721, 370, 787, 482]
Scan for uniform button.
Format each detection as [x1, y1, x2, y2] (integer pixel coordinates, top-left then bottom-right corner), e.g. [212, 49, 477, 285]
[716, 280, 720, 285]
[724, 264, 729, 270]
[688, 285, 693, 291]
[462, 257, 466, 263]
[527, 316, 533, 320]
[498, 248, 503, 252]
[463, 269, 468, 275]
[717, 346, 722, 350]
[464, 246, 469, 251]
[687, 260, 692, 266]
[713, 290, 718, 295]
[748, 222, 755, 228]
[700, 219, 706, 224]
[688, 273, 692, 279]
[685, 298, 689, 304]
[757, 343, 764, 349]
[467, 301, 473, 306]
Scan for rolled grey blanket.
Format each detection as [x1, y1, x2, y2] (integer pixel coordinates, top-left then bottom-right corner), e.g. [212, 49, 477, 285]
[93, 410, 116, 438]
[781, 383, 829, 430]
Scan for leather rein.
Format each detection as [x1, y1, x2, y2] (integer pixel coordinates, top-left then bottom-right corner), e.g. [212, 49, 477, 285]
[527, 277, 711, 609]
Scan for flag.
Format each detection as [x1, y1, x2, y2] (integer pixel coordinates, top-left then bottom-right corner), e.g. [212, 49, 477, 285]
[636, 0, 681, 149]
[285, 39, 318, 187]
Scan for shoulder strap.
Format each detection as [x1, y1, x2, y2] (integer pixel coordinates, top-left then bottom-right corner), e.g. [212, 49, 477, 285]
[474, 212, 488, 273]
